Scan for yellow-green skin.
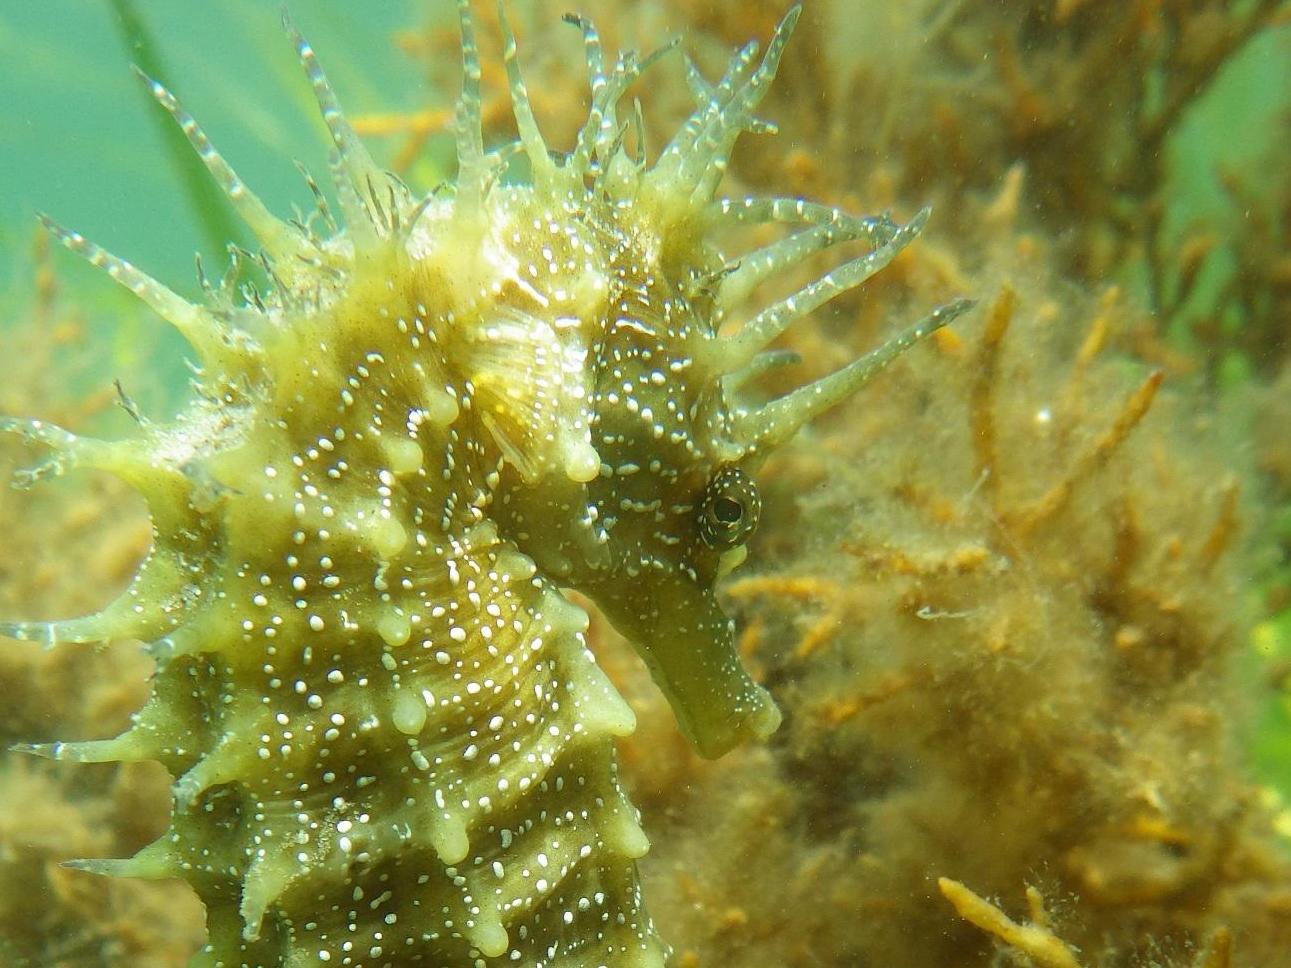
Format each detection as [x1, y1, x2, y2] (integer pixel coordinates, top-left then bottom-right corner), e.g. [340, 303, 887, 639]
[2, 4, 962, 965]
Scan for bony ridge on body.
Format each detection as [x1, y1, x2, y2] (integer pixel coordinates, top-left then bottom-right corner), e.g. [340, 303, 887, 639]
[1, 2, 971, 965]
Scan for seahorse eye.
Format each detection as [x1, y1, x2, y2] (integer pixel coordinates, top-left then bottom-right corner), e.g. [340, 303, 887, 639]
[698, 466, 761, 550]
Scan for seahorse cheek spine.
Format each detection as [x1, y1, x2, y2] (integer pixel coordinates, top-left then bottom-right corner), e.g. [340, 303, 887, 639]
[1, 3, 970, 965]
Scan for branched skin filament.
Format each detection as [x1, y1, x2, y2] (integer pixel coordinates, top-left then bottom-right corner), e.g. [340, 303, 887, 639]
[1, 3, 969, 965]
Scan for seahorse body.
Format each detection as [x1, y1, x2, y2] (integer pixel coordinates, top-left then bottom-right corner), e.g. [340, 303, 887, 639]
[1, 3, 968, 966]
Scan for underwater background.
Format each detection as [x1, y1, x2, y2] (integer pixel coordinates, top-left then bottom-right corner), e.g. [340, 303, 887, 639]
[1, 0, 1290, 965]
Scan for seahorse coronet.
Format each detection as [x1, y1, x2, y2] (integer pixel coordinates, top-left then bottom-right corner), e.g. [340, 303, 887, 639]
[3, 3, 969, 965]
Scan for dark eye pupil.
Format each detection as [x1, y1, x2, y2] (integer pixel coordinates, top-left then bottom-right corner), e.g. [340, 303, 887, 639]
[713, 496, 743, 523]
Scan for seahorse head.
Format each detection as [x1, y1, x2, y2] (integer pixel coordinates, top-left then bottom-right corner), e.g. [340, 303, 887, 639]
[457, 7, 970, 757]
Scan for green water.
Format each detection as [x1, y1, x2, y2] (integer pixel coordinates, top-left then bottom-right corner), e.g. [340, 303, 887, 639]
[0, 1, 427, 287]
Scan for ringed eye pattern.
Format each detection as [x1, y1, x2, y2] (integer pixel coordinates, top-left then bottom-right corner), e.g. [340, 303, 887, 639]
[697, 466, 761, 550]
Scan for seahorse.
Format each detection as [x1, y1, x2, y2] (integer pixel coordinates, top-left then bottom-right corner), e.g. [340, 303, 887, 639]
[0, 3, 969, 965]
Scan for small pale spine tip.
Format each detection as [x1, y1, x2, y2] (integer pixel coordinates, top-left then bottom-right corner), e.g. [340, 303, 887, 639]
[496, 0, 555, 185]
[130, 66, 310, 263]
[430, 814, 470, 866]
[737, 296, 976, 451]
[239, 859, 296, 942]
[283, 11, 382, 199]
[35, 214, 245, 374]
[376, 609, 413, 647]
[391, 687, 428, 735]
[604, 800, 651, 860]
[9, 741, 60, 759]
[723, 206, 933, 371]
[706, 5, 800, 171]
[0, 615, 108, 647]
[453, 0, 485, 216]
[576, 668, 638, 738]
[563, 438, 602, 483]
[12, 736, 145, 763]
[469, 917, 510, 959]
[367, 515, 409, 559]
[64, 839, 174, 879]
[381, 436, 424, 475]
